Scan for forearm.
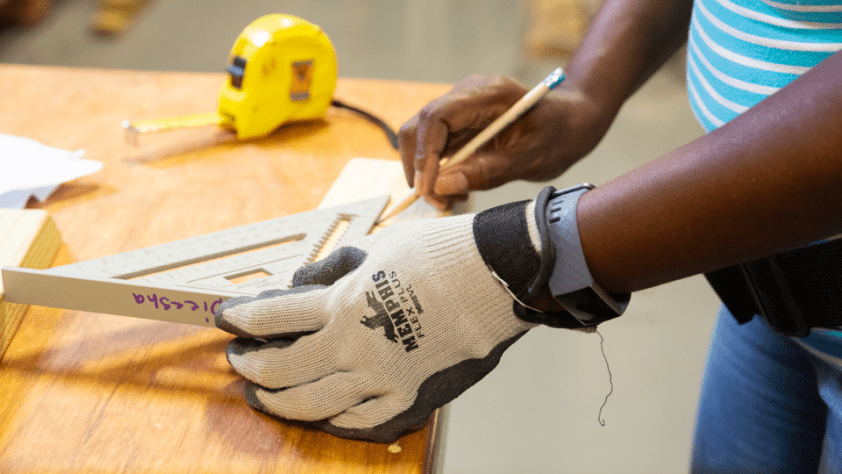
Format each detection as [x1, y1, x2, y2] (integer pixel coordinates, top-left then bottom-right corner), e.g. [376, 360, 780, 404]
[578, 50, 842, 293]
[562, 0, 694, 115]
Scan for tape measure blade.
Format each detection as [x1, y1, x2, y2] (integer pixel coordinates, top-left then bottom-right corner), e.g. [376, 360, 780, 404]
[1, 267, 234, 327]
[125, 112, 230, 135]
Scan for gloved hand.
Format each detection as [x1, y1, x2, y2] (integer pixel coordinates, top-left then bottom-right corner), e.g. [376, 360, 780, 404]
[399, 74, 613, 209]
[216, 200, 546, 443]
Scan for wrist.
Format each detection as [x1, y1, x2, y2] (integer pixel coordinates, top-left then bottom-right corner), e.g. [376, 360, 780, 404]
[474, 186, 631, 329]
[473, 200, 542, 299]
[556, 69, 624, 124]
[543, 87, 617, 165]
[534, 185, 631, 326]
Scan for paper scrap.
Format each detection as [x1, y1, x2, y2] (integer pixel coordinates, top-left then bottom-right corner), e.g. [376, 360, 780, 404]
[0, 134, 102, 209]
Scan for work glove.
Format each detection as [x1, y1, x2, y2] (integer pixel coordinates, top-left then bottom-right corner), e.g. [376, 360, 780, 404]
[216, 200, 548, 443]
[399, 73, 613, 208]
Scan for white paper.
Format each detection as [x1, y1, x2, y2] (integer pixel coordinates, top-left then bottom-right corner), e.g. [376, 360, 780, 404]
[0, 134, 102, 209]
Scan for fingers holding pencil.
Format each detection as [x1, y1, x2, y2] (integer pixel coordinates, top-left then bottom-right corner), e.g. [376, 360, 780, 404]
[398, 75, 536, 203]
[397, 69, 565, 209]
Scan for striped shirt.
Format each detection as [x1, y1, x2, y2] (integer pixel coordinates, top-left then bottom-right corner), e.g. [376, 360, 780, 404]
[686, 0, 842, 366]
[687, 0, 842, 132]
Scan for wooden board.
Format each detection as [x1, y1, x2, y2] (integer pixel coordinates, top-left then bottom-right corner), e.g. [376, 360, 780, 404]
[319, 157, 446, 226]
[0, 209, 62, 359]
[0, 64, 452, 473]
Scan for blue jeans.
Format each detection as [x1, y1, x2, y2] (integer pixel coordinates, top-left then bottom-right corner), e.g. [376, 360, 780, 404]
[691, 306, 842, 473]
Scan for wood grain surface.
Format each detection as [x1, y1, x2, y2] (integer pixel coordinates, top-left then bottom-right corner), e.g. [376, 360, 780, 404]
[0, 64, 451, 473]
[0, 209, 62, 359]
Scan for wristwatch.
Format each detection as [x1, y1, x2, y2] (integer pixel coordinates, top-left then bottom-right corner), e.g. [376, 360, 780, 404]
[524, 185, 630, 327]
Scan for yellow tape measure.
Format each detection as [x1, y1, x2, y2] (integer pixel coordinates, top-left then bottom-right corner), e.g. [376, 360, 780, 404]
[124, 14, 338, 142]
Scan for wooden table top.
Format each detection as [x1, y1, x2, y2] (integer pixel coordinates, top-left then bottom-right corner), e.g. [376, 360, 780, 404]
[0, 64, 451, 473]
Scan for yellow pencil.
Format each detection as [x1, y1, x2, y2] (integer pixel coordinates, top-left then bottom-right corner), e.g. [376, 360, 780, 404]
[377, 67, 566, 224]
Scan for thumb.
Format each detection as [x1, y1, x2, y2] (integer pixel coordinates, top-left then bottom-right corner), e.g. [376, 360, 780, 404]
[292, 246, 367, 287]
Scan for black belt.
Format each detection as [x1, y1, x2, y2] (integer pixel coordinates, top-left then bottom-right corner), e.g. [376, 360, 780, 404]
[705, 238, 842, 337]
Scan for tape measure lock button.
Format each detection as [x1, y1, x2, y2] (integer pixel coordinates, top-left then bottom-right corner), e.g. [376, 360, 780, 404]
[227, 55, 247, 89]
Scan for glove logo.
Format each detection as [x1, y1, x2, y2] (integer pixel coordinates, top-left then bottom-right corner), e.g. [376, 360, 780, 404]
[360, 270, 425, 352]
[361, 291, 398, 343]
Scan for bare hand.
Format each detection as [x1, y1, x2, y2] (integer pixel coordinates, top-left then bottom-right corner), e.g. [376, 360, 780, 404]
[399, 74, 612, 208]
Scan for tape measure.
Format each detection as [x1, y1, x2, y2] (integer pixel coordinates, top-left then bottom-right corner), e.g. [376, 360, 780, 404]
[124, 14, 339, 141]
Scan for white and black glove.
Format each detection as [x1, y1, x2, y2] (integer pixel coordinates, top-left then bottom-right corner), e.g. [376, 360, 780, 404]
[215, 199, 574, 443]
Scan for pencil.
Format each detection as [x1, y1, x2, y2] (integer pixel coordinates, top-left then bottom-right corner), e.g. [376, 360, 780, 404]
[377, 67, 566, 224]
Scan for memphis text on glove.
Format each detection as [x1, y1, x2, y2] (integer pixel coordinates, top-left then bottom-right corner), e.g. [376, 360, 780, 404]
[361, 270, 425, 352]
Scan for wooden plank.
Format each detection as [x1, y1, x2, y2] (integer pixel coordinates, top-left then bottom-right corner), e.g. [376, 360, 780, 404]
[318, 157, 445, 228]
[0, 64, 452, 473]
[0, 209, 62, 359]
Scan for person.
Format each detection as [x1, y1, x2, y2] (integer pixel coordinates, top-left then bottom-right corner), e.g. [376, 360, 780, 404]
[215, 0, 842, 471]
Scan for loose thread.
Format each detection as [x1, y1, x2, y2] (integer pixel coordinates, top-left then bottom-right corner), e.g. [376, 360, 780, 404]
[596, 328, 613, 426]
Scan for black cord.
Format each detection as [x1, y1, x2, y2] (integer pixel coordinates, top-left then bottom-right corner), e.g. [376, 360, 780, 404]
[596, 328, 613, 427]
[330, 99, 399, 150]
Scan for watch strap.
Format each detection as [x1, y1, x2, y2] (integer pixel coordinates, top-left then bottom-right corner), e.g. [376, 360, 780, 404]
[544, 185, 630, 325]
[473, 186, 629, 329]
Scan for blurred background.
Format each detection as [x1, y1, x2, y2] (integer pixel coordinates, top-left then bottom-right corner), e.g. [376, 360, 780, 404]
[1, 1, 718, 472]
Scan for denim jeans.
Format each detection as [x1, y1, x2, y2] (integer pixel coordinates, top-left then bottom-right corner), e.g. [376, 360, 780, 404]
[691, 306, 841, 473]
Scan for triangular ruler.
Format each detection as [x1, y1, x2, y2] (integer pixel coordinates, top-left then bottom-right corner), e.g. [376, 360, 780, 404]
[1, 196, 389, 327]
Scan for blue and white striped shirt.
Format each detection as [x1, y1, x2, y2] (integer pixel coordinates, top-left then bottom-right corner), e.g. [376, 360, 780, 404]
[687, 0, 842, 132]
[686, 0, 842, 366]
